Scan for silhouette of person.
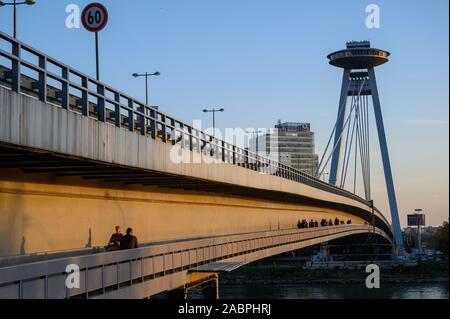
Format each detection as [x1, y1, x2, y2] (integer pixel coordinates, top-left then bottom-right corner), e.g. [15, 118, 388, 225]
[120, 228, 138, 250]
[105, 226, 123, 251]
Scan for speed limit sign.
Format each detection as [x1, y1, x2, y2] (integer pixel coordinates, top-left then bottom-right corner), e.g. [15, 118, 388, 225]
[82, 2, 109, 33]
[82, 3, 109, 80]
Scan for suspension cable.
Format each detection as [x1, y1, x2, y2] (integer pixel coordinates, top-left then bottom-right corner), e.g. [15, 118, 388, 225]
[365, 94, 371, 199]
[339, 89, 356, 186]
[353, 105, 359, 194]
[358, 86, 372, 201]
[341, 101, 358, 188]
[355, 79, 369, 200]
[316, 78, 352, 177]
[317, 77, 366, 179]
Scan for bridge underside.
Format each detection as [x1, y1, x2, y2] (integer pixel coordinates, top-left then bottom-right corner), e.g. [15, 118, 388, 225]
[0, 141, 392, 258]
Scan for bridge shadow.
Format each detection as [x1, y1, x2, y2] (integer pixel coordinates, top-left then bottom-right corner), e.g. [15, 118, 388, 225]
[20, 236, 26, 255]
[85, 228, 92, 248]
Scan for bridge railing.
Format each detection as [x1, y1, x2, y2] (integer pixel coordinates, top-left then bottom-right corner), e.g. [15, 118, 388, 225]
[0, 31, 385, 221]
[0, 225, 388, 299]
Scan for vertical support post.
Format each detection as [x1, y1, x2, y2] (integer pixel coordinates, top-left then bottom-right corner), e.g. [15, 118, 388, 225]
[221, 140, 226, 162]
[61, 67, 69, 109]
[128, 99, 134, 132]
[171, 119, 176, 145]
[213, 273, 220, 300]
[95, 32, 100, 81]
[114, 92, 121, 127]
[38, 55, 47, 103]
[161, 115, 167, 143]
[329, 69, 351, 185]
[188, 127, 193, 151]
[81, 76, 88, 116]
[139, 104, 146, 135]
[232, 145, 236, 165]
[11, 41, 21, 93]
[368, 67, 403, 252]
[256, 132, 259, 155]
[417, 223, 422, 252]
[149, 109, 156, 139]
[97, 84, 105, 122]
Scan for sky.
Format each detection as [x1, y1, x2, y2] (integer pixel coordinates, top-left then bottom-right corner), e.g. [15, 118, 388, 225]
[0, 0, 448, 226]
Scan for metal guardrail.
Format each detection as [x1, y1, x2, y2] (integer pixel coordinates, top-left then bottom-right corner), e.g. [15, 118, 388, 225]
[0, 225, 388, 299]
[0, 31, 386, 221]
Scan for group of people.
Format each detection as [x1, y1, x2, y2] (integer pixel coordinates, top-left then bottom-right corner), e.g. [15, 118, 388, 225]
[104, 226, 139, 251]
[297, 217, 352, 229]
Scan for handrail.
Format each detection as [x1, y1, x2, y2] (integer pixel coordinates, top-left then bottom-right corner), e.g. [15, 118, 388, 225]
[0, 31, 389, 226]
[0, 225, 390, 299]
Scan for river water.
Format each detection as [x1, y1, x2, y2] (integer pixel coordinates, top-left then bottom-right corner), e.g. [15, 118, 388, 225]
[218, 282, 449, 299]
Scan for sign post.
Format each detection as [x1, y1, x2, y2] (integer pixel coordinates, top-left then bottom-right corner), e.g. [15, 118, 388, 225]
[81, 2, 109, 81]
[407, 209, 426, 252]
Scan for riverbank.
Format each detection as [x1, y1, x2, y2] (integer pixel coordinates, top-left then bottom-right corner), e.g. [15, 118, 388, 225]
[220, 260, 449, 285]
[217, 282, 449, 299]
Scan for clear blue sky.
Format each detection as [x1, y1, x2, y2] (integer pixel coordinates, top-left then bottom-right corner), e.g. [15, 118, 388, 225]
[0, 0, 448, 226]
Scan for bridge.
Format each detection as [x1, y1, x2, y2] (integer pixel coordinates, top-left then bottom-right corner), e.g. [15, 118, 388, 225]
[0, 32, 393, 299]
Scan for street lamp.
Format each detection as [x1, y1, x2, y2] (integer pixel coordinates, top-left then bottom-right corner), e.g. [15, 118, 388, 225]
[0, 0, 36, 39]
[202, 108, 224, 135]
[132, 71, 160, 105]
[246, 129, 264, 154]
[414, 208, 423, 252]
[369, 200, 375, 235]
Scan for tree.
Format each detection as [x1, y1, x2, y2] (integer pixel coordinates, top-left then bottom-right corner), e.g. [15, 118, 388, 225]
[427, 221, 449, 258]
[436, 221, 449, 256]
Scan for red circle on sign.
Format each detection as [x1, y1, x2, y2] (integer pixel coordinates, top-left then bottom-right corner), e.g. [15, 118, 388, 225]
[82, 3, 109, 33]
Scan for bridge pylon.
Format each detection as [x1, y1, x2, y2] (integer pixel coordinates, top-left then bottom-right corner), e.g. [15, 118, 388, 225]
[319, 41, 404, 253]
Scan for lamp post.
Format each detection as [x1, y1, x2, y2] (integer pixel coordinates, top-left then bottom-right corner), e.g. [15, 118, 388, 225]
[132, 71, 160, 105]
[415, 208, 423, 252]
[202, 108, 224, 136]
[0, 0, 36, 39]
[246, 129, 264, 154]
[369, 200, 375, 235]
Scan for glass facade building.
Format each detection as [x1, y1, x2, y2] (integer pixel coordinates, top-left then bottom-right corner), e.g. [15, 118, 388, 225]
[251, 122, 319, 176]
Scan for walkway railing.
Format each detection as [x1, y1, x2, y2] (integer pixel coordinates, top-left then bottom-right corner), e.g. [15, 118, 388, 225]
[0, 225, 389, 299]
[0, 31, 383, 218]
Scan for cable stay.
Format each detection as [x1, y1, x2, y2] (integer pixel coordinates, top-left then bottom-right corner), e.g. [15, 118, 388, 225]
[315, 80, 352, 178]
[317, 77, 366, 181]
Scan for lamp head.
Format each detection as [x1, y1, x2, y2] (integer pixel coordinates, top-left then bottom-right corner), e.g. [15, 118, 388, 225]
[26, 0, 36, 5]
[132, 73, 139, 77]
[153, 71, 161, 76]
[219, 108, 225, 112]
[202, 109, 209, 113]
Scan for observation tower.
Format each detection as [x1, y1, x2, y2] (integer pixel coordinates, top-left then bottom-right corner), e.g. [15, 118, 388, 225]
[324, 41, 403, 253]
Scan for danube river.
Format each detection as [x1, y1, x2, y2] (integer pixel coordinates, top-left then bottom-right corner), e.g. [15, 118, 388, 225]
[218, 282, 449, 299]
